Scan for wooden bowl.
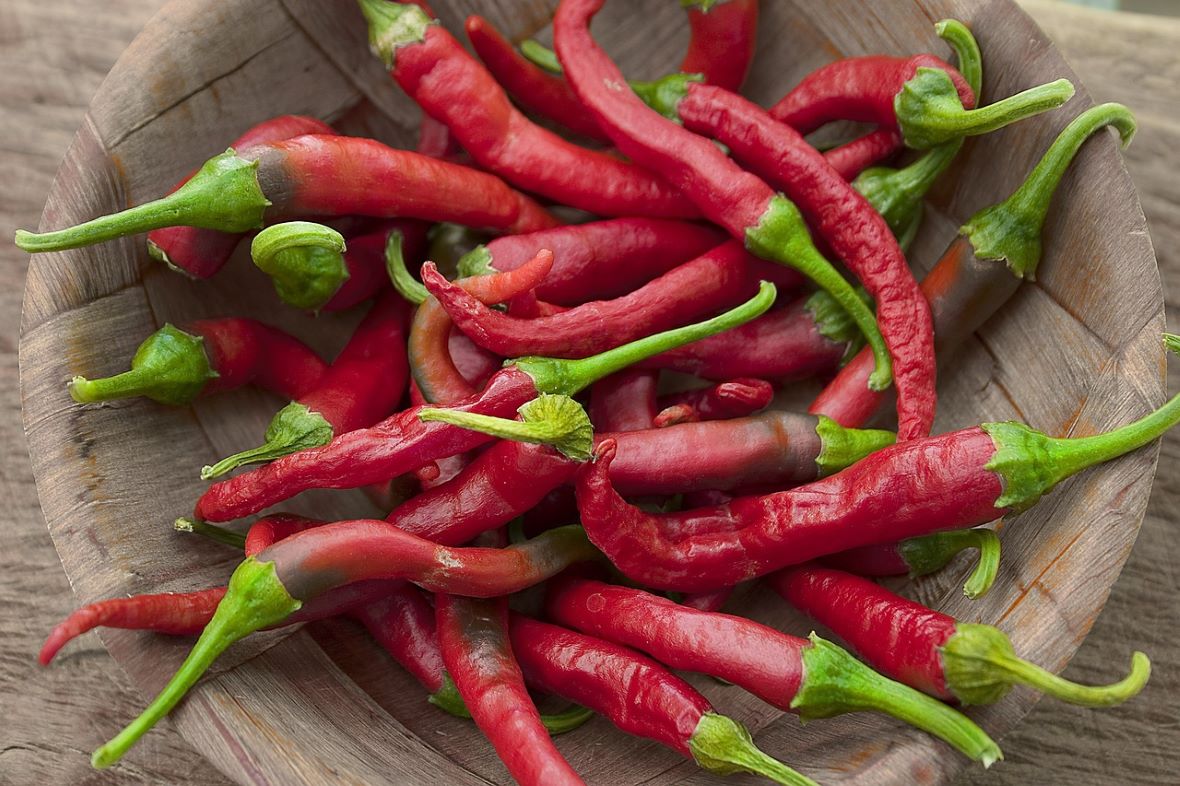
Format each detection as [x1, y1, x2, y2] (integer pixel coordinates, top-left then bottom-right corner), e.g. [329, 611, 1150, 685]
[18, 0, 1164, 783]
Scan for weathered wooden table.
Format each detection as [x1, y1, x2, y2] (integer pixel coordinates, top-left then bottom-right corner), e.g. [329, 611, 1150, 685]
[1, 1, 1176, 783]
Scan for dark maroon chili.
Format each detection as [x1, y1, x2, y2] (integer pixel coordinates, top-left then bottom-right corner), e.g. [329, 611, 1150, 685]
[576, 379, 1180, 592]
[823, 528, 1003, 599]
[16, 135, 558, 254]
[589, 369, 659, 432]
[193, 283, 775, 523]
[68, 318, 327, 407]
[145, 114, 334, 279]
[457, 217, 725, 306]
[425, 243, 761, 359]
[653, 377, 773, 428]
[771, 564, 1150, 708]
[512, 616, 814, 784]
[201, 289, 411, 478]
[547, 577, 1001, 763]
[358, 1, 698, 219]
[437, 596, 585, 785]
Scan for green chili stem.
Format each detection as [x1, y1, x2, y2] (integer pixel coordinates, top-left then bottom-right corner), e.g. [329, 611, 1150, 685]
[357, 0, 434, 69]
[1049, 384, 1180, 481]
[813, 415, 896, 478]
[201, 402, 334, 479]
[539, 704, 595, 735]
[68, 324, 216, 406]
[900, 528, 1002, 599]
[386, 230, 429, 305]
[174, 517, 247, 550]
[689, 712, 817, 786]
[430, 672, 593, 734]
[521, 39, 563, 74]
[419, 394, 594, 461]
[250, 221, 348, 312]
[936, 19, 982, 97]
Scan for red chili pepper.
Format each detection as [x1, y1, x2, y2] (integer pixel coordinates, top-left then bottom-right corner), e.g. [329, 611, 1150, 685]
[416, 112, 462, 160]
[510, 615, 817, 784]
[358, 2, 698, 219]
[653, 377, 773, 428]
[576, 370, 1180, 592]
[457, 217, 725, 306]
[201, 288, 410, 478]
[552, 0, 892, 407]
[823, 528, 1003, 599]
[465, 15, 609, 142]
[589, 369, 659, 432]
[437, 596, 584, 785]
[145, 114, 333, 279]
[15, 135, 557, 253]
[425, 241, 760, 358]
[823, 128, 903, 180]
[67, 318, 327, 407]
[811, 103, 1136, 428]
[679, 0, 759, 91]
[546, 577, 1001, 764]
[771, 564, 1150, 708]
[193, 283, 774, 522]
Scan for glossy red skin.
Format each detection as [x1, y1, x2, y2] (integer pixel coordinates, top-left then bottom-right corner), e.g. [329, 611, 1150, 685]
[681, 0, 759, 92]
[249, 135, 557, 234]
[481, 218, 725, 306]
[510, 616, 709, 757]
[193, 318, 327, 399]
[771, 565, 957, 699]
[350, 584, 445, 693]
[577, 430, 1005, 592]
[425, 241, 759, 358]
[194, 366, 538, 522]
[590, 369, 659, 432]
[387, 440, 578, 546]
[244, 513, 324, 557]
[600, 410, 823, 496]
[321, 221, 428, 312]
[391, 24, 697, 219]
[680, 588, 733, 613]
[465, 15, 607, 142]
[769, 54, 976, 134]
[677, 83, 935, 440]
[654, 377, 773, 427]
[823, 128, 904, 180]
[147, 115, 334, 279]
[298, 290, 411, 434]
[639, 296, 843, 381]
[547, 578, 805, 709]
[437, 596, 584, 786]
[821, 542, 910, 576]
[411, 251, 553, 405]
[811, 236, 1023, 429]
[260, 518, 591, 601]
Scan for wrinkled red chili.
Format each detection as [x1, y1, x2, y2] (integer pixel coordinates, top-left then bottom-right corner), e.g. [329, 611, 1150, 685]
[653, 377, 773, 428]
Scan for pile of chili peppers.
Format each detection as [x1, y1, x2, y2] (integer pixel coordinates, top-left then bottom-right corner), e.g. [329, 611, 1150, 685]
[19, 1, 1168, 783]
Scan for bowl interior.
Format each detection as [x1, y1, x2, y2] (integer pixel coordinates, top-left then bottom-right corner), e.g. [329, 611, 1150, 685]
[18, 0, 1163, 784]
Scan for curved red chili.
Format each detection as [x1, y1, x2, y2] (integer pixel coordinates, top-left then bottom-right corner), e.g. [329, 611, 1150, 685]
[358, 1, 698, 219]
[509, 615, 818, 784]
[436, 596, 584, 785]
[146, 114, 333, 279]
[577, 378, 1180, 592]
[201, 288, 411, 478]
[680, 0, 759, 91]
[589, 369, 658, 432]
[823, 128, 903, 180]
[653, 377, 773, 428]
[772, 564, 1150, 708]
[16, 135, 557, 253]
[194, 283, 774, 522]
[68, 318, 327, 407]
[546, 577, 1001, 764]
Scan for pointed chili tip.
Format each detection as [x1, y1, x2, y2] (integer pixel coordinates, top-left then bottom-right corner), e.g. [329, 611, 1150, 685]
[592, 437, 618, 464]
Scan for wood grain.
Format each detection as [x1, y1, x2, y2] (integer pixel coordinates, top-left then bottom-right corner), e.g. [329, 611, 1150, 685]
[1, 1, 1177, 785]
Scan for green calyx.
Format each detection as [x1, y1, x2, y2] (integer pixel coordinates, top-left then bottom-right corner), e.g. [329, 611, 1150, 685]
[386, 229, 428, 305]
[985, 335, 1180, 512]
[513, 281, 776, 397]
[251, 221, 348, 312]
[792, 633, 1002, 767]
[631, 73, 703, 124]
[90, 557, 300, 768]
[69, 324, 217, 406]
[899, 528, 1002, 599]
[942, 623, 1150, 707]
[430, 673, 593, 734]
[805, 287, 873, 364]
[689, 712, 818, 786]
[356, 0, 434, 69]
[814, 415, 896, 477]
[747, 196, 891, 391]
[174, 517, 247, 550]
[419, 393, 593, 461]
[456, 244, 496, 279]
[521, 39, 563, 75]
[961, 102, 1136, 280]
[201, 402, 334, 479]
[428, 672, 473, 718]
[896, 68, 1075, 151]
[16, 149, 269, 253]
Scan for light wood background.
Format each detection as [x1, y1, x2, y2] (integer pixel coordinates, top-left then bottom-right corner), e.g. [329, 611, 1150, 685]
[1, 1, 1177, 784]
